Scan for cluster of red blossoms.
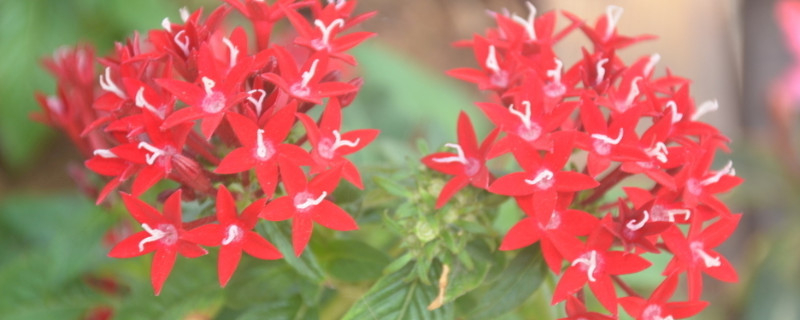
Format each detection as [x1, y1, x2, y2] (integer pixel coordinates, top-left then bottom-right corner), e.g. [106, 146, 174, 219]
[34, 0, 377, 295]
[423, 3, 742, 319]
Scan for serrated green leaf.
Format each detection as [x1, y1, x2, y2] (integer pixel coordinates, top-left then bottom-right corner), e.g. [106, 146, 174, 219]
[314, 239, 390, 282]
[342, 263, 454, 320]
[465, 245, 547, 319]
[259, 221, 325, 283]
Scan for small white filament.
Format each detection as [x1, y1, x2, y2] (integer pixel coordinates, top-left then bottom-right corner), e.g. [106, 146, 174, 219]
[93, 149, 117, 159]
[525, 169, 554, 185]
[296, 192, 327, 210]
[256, 129, 269, 159]
[99, 67, 127, 99]
[222, 225, 242, 245]
[247, 89, 267, 115]
[595, 58, 609, 85]
[666, 209, 691, 222]
[546, 58, 563, 84]
[139, 223, 167, 252]
[646, 142, 669, 163]
[591, 129, 624, 145]
[626, 210, 650, 231]
[161, 17, 172, 32]
[691, 242, 721, 268]
[691, 100, 719, 121]
[511, 1, 537, 40]
[222, 37, 240, 68]
[201, 77, 216, 96]
[331, 130, 360, 152]
[509, 101, 533, 129]
[174, 30, 191, 56]
[485, 45, 501, 74]
[571, 250, 598, 282]
[604, 5, 625, 41]
[666, 100, 683, 123]
[644, 53, 661, 76]
[137, 142, 165, 165]
[300, 59, 320, 88]
[135, 87, 163, 118]
[179, 7, 190, 22]
[314, 19, 345, 48]
[433, 143, 468, 165]
[623, 77, 643, 108]
[700, 160, 735, 186]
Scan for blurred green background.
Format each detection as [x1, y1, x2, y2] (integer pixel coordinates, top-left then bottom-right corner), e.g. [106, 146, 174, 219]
[0, 0, 797, 319]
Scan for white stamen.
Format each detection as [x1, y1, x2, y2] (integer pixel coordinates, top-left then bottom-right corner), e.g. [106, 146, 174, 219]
[314, 19, 345, 49]
[626, 210, 650, 231]
[623, 77, 643, 108]
[135, 87, 162, 117]
[301, 59, 320, 88]
[646, 142, 669, 163]
[222, 225, 242, 245]
[591, 128, 624, 145]
[331, 130, 360, 152]
[571, 250, 598, 282]
[700, 160, 735, 186]
[327, 0, 346, 9]
[691, 242, 721, 268]
[161, 17, 172, 32]
[174, 30, 191, 56]
[179, 7, 190, 22]
[509, 101, 533, 129]
[99, 67, 127, 99]
[666, 209, 691, 222]
[139, 223, 167, 252]
[485, 45, 501, 74]
[511, 1, 537, 40]
[137, 142, 166, 165]
[93, 149, 117, 159]
[546, 58, 563, 84]
[644, 53, 661, 76]
[247, 89, 267, 115]
[201, 77, 216, 96]
[666, 100, 683, 123]
[256, 129, 270, 159]
[296, 191, 327, 210]
[525, 169, 554, 185]
[595, 58, 609, 85]
[604, 5, 625, 41]
[691, 99, 719, 121]
[222, 37, 239, 68]
[433, 143, 468, 165]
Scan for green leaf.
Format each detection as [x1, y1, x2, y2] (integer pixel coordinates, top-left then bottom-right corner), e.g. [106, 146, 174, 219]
[314, 239, 390, 282]
[342, 263, 454, 320]
[464, 245, 547, 319]
[373, 175, 413, 199]
[235, 296, 318, 320]
[259, 221, 325, 283]
[442, 241, 493, 304]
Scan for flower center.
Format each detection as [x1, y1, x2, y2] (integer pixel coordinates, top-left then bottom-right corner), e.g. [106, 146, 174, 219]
[222, 224, 243, 245]
[642, 305, 674, 320]
[247, 89, 267, 115]
[254, 129, 276, 160]
[98, 67, 127, 99]
[318, 130, 360, 159]
[525, 169, 555, 190]
[591, 129, 623, 156]
[294, 191, 327, 212]
[595, 58, 609, 85]
[626, 210, 649, 231]
[539, 210, 561, 230]
[138, 142, 168, 166]
[571, 250, 601, 282]
[201, 77, 227, 114]
[312, 19, 345, 51]
[645, 142, 669, 163]
[690, 241, 721, 268]
[689, 160, 736, 195]
[174, 30, 191, 56]
[291, 59, 320, 97]
[544, 58, 566, 97]
[433, 143, 468, 165]
[509, 101, 542, 141]
[138, 223, 178, 251]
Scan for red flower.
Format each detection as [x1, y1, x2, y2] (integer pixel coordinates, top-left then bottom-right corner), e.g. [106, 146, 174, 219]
[552, 226, 651, 314]
[447, 35, 514, 91]
[284, 6, 375, 65]
[260, 162, 357, 256]
[297, 99, 379, 189]
[558, 296, 615, 320]
[564, 5, 655, 52]
[183, 186, 282, 286]
[261, 47, 357, 104]
[108, 191, 207, 295]
[421, 112, 498, 208]
[662, 214, 740, 300]
[215, 102, 311, 199]
[620, 275, 709, 320]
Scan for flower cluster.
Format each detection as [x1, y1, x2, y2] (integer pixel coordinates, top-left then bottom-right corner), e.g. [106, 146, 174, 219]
[423, 3, 741, 318]
[34, 0, 377, 295]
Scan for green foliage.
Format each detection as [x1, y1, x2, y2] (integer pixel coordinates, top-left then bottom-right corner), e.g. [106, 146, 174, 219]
[314, 239, 391, 283]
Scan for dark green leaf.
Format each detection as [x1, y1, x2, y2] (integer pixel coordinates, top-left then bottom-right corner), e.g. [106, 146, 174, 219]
[342, 263, 454, 320]
[259, 221, 325, 283]
[235, 295, 318, 320]
[442, 241, 493, 304]
[314, 239, 390, 282]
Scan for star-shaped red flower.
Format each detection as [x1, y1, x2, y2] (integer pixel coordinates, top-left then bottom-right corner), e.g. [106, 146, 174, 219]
[183, 186, 282, 286]
[108, 191, 207, 295]
[620, 275, 709, 320]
